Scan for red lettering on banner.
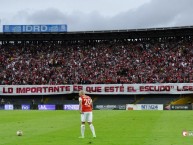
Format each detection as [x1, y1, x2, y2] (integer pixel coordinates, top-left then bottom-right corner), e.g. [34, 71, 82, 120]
[48, 87, 54, 92]
[65, 86, 70, 91]
[184, 86, 193, 91]
[59, 86, 63, 91]
[120, 86, 124, 92]
[177, 86, 193, 91]
[140, 86, 171, 91]
[105, 86, 124, 92]
[140, 86, 144, 91]
[105, 87, 113, 92]
[31, 87, 36, 93]
[54, 86, 60, 92]
[177, 86, 182, 91]
[127, 86, 136, 92]
[3, 87, 13, 93]
[26, 87, 30, 93]
[37, 87, 42, 93]
[73, 85, 83, 91]
[17, 88, 26, 93]
[42, 87, 48, 92]
[2, 84, 193, 95]
[57, 86, 70, 92]
[86, 86, 101, 92]
[183, 86, 189, 91]
[16, 86, 71, 94]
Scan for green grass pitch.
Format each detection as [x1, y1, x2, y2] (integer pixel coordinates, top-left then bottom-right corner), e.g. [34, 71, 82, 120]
[0, 110, 193, 145]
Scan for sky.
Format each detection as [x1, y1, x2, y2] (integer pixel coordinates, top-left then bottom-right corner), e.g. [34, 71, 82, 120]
[0, 0, 193, 31]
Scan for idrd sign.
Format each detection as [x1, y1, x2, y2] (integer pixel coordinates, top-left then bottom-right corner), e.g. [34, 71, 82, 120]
[23, 25, 48, 32]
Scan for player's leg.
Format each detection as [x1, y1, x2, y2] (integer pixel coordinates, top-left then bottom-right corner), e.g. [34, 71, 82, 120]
[87, 112, 96, 138]
[80, 113, 86, 138]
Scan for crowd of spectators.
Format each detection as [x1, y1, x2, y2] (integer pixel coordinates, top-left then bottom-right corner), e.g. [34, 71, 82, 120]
[0, 38, 193, 85]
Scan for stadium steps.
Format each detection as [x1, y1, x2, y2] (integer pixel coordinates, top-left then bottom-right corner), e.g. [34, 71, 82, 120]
[93, 97, 98, 103]
[133, 97, 144, 104]
[170, 95, 193, 105]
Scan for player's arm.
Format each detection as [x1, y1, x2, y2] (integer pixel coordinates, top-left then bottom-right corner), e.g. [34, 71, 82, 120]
[91, 99, 93, 110]
[79, 97, 83, 114]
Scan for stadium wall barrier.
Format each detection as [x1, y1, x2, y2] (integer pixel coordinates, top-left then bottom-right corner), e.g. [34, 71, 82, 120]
[0, 83, 193, 95]
[1, 104, 193, 110]
[0, 104, 127, 110]
[126, 104, 164, 110]
[0, 104, 80, 110]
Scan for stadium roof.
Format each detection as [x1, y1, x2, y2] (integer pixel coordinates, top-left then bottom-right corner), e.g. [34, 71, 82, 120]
[0, 25, 193, 41]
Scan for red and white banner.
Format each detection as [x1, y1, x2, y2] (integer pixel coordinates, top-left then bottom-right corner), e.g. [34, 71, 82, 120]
[0, 83, 193, 95]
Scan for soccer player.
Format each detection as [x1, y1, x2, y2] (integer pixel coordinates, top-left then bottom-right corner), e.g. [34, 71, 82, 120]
[79, 90, 96, 138]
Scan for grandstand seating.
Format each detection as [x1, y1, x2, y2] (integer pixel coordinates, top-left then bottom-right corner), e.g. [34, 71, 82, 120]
[137, 95, 179, 104]
[0, 36, 192, 106]
[170, 94, 193, 105]
[0, 38, 192, 85]
[93, 95, 135, 105]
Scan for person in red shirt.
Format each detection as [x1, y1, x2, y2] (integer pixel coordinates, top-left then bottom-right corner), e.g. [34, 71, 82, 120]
[79, 90, 96, 138]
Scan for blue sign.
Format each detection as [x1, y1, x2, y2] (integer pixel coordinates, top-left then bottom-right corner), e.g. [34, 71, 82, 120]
[64, 104, 79, 110]
[3, 25, 67, 33]
[22, 104, 30, 110]
[38, 105, 56, 110]
[4, 104, 14, 110]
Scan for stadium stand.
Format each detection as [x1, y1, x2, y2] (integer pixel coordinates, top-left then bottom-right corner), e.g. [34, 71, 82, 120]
[0, 26, 192, 107]
[170, 94, 193, 105]
[0, 38, 192, 85]
[137, 95, 180, 104]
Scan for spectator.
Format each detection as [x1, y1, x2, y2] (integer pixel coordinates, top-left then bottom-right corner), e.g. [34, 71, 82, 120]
[1, 98, 5, 105]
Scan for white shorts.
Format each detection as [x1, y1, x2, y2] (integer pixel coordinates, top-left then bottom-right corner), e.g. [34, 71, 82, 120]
[81, 112, 93, 122]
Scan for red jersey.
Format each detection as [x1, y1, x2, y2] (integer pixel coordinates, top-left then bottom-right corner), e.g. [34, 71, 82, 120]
[79, 95, 92, 112]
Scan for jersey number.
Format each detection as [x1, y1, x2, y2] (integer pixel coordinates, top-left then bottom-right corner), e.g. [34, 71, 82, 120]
[84, 98, 91, 106]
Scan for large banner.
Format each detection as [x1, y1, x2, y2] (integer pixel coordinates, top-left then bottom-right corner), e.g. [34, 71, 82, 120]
[0, 83, 193, 95]
[3, 25, 67, 33]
